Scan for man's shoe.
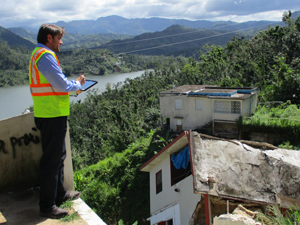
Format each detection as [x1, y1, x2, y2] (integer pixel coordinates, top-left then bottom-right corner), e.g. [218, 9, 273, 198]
[40, 206, 69, 219]
[64, 191, 81, 201]
[57, 191, 81, 206]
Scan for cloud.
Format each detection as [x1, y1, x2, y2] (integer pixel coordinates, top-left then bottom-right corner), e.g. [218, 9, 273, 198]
[0, 0, 300, 28]
[205, 0, 299, 16]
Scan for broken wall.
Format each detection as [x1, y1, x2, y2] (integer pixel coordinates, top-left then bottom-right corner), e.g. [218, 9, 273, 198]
[190, 132, 300, 208]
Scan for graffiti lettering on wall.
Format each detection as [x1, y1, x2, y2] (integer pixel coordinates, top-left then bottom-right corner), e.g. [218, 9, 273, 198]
[0, 127, 40, 159]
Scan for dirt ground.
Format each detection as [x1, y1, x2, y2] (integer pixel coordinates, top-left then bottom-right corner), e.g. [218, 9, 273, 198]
[0, 187, 87, 225]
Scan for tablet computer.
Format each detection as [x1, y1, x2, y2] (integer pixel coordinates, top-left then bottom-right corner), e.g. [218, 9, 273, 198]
[80, 79, 98, 91]
[69, 79, 98, 97]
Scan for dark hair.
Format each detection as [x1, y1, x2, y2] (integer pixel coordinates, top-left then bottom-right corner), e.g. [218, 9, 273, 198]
[37, 24, 65, 44]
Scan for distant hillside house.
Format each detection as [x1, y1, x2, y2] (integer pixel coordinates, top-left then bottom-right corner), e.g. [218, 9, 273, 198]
[160, 85, 259, 136]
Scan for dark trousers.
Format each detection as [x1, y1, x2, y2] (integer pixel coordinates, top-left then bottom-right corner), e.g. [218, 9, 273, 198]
[35, 116, 67, 211]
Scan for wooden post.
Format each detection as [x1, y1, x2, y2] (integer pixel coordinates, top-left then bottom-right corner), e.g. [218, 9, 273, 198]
[227, 200, 229, 214]
[204, 194, 211, 225]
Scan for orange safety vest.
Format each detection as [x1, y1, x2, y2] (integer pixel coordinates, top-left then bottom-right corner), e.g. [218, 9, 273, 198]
[29, 47, 70, 118]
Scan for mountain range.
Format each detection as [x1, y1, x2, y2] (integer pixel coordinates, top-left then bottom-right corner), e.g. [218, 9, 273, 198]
[1, 11, 299, 55]
[50, 10, 300, 35]
[98, 25, 252, 57]
[53, 15, 278, 36]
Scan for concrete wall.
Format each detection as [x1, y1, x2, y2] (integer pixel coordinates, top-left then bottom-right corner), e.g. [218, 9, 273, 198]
[0, 112, 74, 191]
[160, 95, 213, 131]
[149, 154, 200, 225]
[241, 95, 258, 117]
[160, 94, 259, 133]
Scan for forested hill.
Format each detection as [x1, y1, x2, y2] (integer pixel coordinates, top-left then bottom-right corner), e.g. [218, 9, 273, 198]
[0, 26, 35, 50]
[7, 27, 132, 50]
[98, 24, 254, 57]
[0, 40, 187, 87]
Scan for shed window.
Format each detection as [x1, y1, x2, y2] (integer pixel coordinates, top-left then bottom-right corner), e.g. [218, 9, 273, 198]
[156, 170, 162, 194]
[175, 99, 182, 110]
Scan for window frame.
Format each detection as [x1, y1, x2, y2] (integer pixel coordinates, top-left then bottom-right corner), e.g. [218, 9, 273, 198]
[156, 170, 163, 194]
[214, 100, 241, 114]
[170, 149, 191, 186]
[175, 99, 182, 110]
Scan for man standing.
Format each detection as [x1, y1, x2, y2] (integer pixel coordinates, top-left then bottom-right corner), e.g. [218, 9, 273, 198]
[29, 24, 85, 219]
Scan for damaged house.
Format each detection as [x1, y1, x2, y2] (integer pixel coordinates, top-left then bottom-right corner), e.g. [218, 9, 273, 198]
[160, 85, 259, 136]
[140, 131, 300, 225]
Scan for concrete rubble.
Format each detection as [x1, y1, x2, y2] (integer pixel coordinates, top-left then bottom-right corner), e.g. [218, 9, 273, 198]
[213, 214, 261, 225]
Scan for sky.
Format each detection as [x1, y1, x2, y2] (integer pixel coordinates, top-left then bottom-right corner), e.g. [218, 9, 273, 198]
[1, 0, 300, 29]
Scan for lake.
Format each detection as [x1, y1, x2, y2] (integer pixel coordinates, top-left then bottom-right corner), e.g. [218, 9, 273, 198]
[0, 71, 146, 120]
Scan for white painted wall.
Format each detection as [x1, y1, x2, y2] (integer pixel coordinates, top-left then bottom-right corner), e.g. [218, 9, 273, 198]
[149, 204, 180, 225]
[149, 153, 200, 225]
[241, 95, 258, 117]
[161, 94, 258, 131]
[0, 112, 74, 191]
[160, 95, 213, 131]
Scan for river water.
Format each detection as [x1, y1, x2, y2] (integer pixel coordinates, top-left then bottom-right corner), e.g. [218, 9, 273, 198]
[0, 71, 146, 120]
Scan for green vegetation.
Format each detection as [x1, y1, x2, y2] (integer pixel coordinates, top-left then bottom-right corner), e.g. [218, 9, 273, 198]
[57, 48, 186, 76]
[68, 68, 183, 169]
[60, 33, 132, 50]
[255, 205, 300, 225]
[73, 132, 157, 225]
[59, 212, 80, 223]
[0, 25, 35, 50]
[118, 219, 138, 225]
[180, 13, 300, 104]
[0, 41, 184, 87]
[0, 42, 31, 87]
[99, 25, 251, 57]
[59, 201, 81, 223]
[8, 27, 132, 50]
[240, 101, 300, 149]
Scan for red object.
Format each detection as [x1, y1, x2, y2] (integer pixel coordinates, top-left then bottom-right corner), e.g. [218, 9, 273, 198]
[158, 222, 166, 225]
[204, 194, 210, 225]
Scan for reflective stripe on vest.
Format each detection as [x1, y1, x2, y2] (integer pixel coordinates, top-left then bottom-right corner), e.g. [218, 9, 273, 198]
[29, 47, 69, 118]
[29, 47, 68, 96]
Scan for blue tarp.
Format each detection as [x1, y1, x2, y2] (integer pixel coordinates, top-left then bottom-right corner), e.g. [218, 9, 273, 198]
[171, 146, 190, 169]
